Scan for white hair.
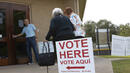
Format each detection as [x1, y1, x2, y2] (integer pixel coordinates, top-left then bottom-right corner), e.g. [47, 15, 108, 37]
[52, 8, 63, 17]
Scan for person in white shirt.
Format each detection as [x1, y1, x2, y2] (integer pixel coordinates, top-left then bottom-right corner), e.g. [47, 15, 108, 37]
[64, 7, 85, 38]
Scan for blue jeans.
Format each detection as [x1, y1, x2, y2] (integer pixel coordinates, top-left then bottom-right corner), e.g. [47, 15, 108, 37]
[26, 36, 39, 63]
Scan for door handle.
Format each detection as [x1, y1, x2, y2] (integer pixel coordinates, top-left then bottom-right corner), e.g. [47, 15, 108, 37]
[8, 34, 12, 39]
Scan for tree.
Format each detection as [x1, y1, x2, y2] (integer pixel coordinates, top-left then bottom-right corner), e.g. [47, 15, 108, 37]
[83, 19, 119, 42]
[96, 19, 111, 28]
[84, 21, 96, 42]
[119, 23, 130, 36]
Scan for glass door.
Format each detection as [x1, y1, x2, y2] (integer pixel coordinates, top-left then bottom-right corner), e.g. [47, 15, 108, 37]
[0, 2, 29, 65]
[0, 4, 9, 65]
[13, 10, 27, 61]
[11, 4, 29, 64]
[0, 9, 7, 56]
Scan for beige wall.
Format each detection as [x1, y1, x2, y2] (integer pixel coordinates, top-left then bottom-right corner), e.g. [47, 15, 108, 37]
[0, 0, 30, 5]
[0, 0, 76, 41]
[31, 0, 76, 41]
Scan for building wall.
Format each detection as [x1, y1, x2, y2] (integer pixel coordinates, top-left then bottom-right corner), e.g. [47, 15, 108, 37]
[31, 0, 76, 41]
[0, 0, 76, 41]
[0, 0, 30, 5]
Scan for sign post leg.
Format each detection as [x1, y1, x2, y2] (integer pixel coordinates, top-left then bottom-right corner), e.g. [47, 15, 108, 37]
[47, 66, 49, 73]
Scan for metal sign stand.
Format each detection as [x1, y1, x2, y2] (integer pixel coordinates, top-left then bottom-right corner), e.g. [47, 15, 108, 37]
[107, 28, 111, 54]
[96, 28, 111, 55]
[96, 28, 101, 55]
[47, 66, 49, 73]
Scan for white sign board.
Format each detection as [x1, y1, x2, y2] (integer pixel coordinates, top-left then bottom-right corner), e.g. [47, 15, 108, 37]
[95, 29, 110, 48]
[112, 35, 130, 56]
[126, 37, 130, 56]
[56, 38, 95, 73]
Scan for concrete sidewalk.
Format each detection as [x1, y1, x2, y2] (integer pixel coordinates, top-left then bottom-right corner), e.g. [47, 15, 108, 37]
[95, 56, 113, 73]
[0, 56, 113, 73]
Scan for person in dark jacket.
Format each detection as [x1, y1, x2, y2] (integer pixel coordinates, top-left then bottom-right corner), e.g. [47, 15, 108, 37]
[46, 8, 75, 41]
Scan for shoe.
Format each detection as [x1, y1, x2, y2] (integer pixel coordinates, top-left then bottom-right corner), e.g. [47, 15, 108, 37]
[27, 62, 33, 65]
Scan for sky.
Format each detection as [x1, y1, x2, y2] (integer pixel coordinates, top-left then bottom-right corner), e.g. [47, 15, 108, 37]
[83, 0, 130, 25]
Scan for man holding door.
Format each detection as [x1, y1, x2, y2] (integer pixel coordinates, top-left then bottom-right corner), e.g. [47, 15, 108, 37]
[12, 19, 39, 64]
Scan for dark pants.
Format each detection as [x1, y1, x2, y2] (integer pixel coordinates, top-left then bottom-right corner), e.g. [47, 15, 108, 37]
[26, 36, 39, 63]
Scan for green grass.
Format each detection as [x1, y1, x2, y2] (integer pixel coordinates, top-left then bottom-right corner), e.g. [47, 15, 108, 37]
[98, 55, 130, 58]
[112, 59, 130, 73]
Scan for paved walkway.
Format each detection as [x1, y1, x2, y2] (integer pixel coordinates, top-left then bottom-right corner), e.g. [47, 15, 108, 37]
[0, 56, 113, 73]
[95, 56, 113, 73]
[109, 58, 130, 61]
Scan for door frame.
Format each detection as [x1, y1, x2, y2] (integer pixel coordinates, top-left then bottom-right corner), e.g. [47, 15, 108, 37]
[0, 2, 29, 65]
[0, 3, 10, 42]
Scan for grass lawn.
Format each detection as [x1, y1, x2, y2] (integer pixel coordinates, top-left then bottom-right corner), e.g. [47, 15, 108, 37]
[98, 55, 130, 73]
[112, 59, 130, 73]
[98, 55, 130, 58]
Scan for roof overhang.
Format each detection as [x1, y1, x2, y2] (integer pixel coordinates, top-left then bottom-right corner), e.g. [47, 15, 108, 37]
[79, 0, 87, 20]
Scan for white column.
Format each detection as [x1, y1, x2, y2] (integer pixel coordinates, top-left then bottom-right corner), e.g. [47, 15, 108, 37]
[76, 0, 80, 15]
[74, 0, 79, 15]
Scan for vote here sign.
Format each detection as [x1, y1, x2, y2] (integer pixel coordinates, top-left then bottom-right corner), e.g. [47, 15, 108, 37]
[56, 38, 95, 73]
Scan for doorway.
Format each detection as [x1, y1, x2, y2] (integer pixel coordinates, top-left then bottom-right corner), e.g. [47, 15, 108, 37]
[0, 2, 29, 65]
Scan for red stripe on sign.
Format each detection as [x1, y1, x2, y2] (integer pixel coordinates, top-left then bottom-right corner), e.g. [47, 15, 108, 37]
[66, 66, 85, 70]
